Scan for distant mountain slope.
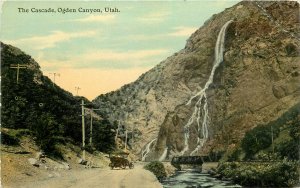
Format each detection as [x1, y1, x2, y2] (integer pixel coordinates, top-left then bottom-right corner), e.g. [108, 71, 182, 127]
[1, 42, 115, 155]
[94, 1, 299, 160]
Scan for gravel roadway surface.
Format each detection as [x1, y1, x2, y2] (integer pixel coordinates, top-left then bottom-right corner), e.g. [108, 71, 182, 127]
[5, 162, 162, 188]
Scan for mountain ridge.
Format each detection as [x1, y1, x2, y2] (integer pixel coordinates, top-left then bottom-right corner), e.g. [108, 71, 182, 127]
[1, 42, 116, 156]
[94, 1, 299, 160]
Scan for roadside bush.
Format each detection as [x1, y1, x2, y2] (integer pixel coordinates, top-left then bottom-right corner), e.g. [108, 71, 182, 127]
[227, 148, 243, 162]
[92, 119, 116, 152]
[14, 129, 32, 137]
[1, 129, 32, 146]
[1, 132, 19, 145]
[144, 161, 167, 181]
[30, 113, 61, 155]
[217, 159, 299, 187]
[276, 118, 300, 160]
[275, 140, 299, 160]
[241, 103, 300, 160]
[241, 125, 274, 158]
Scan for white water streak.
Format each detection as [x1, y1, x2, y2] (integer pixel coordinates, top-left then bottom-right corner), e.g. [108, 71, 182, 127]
[159, 147, 168, 161]
[141, 138, 157, 161]
[181, 20, 233, 156]
[255, 2, 299, 41]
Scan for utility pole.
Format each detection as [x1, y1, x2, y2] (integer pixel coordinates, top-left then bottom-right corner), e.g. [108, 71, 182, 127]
[75, 86, 81, 96]
[271, 126, 274, 154]
[124, 113, 127, 151]
[125, 130, 128, 151]
[90, 112, 93, 145]
[10, 64, 27, 84]
[88, 108, 101, 145]
[298, 137, 300, 177]
[115, 120, 120, 148]
[133, 118, 139, 144]
[132, 127, 134, 142]
[49, 73, 60, 86]
[81, 100, 86, 160]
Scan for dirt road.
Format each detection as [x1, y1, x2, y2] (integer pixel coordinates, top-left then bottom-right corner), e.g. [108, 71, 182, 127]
[6, 162, 162, 188]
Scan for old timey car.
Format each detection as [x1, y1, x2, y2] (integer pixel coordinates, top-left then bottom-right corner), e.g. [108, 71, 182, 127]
[109, 154, 134, 169]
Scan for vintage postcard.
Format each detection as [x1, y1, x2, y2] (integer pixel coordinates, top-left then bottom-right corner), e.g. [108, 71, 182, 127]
[1, 0, 299, 187]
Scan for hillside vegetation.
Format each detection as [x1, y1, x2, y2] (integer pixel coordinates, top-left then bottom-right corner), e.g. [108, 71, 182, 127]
[1, 42, 116, 157]
[216, 103, 300, 187]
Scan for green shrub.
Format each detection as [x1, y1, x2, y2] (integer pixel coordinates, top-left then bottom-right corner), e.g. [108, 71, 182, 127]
[217, 159, 299, 187]
[1, 132, 19, 145]
[227, 148, 243, 162]
[241, 103, 300, 159]
[1, 129, 32, 146]
[29, 112, 61, 155]
[92, 119, 116, 152]
[241, 125, 274, 158]
[144, 161, 167, 181]
[15, 129, 32, 137]
[275, 140, 299, 160]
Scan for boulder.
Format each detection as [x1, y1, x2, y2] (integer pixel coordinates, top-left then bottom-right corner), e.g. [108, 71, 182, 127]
[35, 151, 46, 160]
[78, 158, 87, 165]
[272, 85, 286, 99]
[28, 158, 39, 167]
[62, 162, 71, 170]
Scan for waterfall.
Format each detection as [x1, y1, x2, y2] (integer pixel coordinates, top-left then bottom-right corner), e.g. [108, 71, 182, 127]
[159, 147, 168, 161]
[181, 20, 233, 156]
[141, 138, 157, 161]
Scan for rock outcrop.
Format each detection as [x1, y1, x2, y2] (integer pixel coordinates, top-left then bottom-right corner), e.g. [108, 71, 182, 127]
[93, 1, 299, 160]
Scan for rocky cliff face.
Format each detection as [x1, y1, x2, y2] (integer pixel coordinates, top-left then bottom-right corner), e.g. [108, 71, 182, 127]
[93, 1, 299, 160]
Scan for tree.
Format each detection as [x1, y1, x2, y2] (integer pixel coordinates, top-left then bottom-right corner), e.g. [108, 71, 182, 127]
[30, 112, 61, 153]
[241, 125, 272, 158]
[93, 119, 116, 152]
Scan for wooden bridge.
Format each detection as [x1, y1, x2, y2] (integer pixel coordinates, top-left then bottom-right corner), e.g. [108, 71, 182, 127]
[171, 156, 204, 170]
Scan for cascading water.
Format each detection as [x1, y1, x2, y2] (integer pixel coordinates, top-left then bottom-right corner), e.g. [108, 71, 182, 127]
[141, 138, 157, 161]
[159, 147, 168, 161]
[181, 20, 233, 156]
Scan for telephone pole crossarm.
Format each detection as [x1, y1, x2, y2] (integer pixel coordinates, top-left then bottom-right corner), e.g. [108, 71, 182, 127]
[75, 86, 81, 96]
[10, 64, 28, 84]
[49, 72, 60, 86]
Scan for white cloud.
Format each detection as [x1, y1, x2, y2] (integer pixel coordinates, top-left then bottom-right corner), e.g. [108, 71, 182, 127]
[138, 11, 170, 23]
[72, 14, 115, 23]
[125, 34, 165, 41]
[168, 26, 198, 37]
[39, 59, 73, 71]
[125, 26, 198, 41]
[76, 49, 170, 69]
[34, 52, 72, 71]
[5, 30, 96, 50]
[81, 49, 169, 63]
[36, 48, 170, 71]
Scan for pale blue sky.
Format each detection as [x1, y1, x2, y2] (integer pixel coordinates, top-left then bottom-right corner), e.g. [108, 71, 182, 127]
[1, 1, 239, 99]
